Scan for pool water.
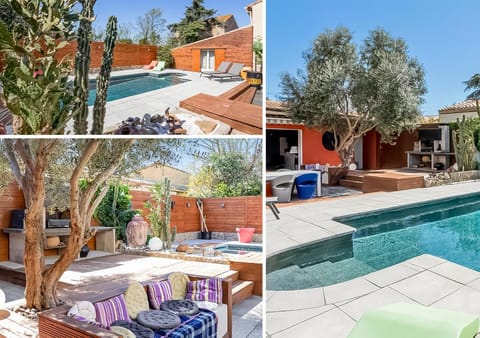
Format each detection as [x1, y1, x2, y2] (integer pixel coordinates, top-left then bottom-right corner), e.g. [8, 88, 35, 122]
[215, 244, 262, 255]
[87, 73, 189, 105]
[267, 193, 480, 290]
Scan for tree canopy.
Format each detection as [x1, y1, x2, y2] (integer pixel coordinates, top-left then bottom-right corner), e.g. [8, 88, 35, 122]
[168, 0, 217, 46]
[281, 27, 427, 166]
[136, 8, 166, 45]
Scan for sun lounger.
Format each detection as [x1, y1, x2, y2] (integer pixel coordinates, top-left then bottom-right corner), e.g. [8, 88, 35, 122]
[210, 63, 244, 82]
[152, 61, 165, 71]
[142, 60, 158, 70]
[200, 61, 232, 78]
[347, 303, 479, 338]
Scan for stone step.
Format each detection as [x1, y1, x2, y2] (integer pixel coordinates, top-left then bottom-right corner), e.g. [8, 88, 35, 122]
[339, 179, 363, 190]
[344, 174, 364, 182]
[232, 280, 254, 306]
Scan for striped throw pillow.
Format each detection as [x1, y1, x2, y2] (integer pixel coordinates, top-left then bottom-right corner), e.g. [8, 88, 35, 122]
[94, 294, 130, 327]
[185, 278, 223, 304]
[147, 280, 173, 310]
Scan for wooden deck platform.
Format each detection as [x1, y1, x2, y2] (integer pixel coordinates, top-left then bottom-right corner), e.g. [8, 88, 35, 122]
[179, 82, 262, 135]
[363, 171, 425, 193]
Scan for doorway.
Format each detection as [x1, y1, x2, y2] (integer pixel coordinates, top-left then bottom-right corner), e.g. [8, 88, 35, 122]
[266, 129, 301, 170]
[200, 49, 215, 71]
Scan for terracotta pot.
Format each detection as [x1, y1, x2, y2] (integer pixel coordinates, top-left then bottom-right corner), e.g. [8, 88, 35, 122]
[46, 236, 60, 248]
[126, 215, 150, 248]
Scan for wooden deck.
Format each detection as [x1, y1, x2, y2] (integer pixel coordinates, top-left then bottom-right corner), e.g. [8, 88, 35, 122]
[363, 171, 425, 193]
[179, 82, 262, 135]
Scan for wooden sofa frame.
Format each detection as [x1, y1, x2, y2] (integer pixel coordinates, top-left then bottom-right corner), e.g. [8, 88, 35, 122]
[38, 274, 233, 338]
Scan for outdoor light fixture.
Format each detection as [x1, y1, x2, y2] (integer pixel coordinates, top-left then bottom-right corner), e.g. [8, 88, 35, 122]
[220, 203, 225, 208]
[171, 201, 176, 209]
[186, 202, 191, 208]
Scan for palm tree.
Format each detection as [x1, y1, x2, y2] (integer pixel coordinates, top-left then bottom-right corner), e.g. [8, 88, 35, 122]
[464, 74, 480, 117]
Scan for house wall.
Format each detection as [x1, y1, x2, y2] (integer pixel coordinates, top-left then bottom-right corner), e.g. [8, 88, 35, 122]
[439, 111, 477, 123]
[267, 124, 342, 166]
[249, 0, 264, 40]
[171, 26, 253, 72]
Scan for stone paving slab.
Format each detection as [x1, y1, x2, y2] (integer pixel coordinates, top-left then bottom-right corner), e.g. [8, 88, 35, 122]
[266, 254, 480, 338]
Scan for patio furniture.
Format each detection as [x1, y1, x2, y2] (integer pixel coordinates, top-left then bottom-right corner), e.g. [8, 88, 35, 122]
[295, 173, 318, 199]
[210, 63, 244, 82]
[347, 303, 479, 338]
[142, 60, 158, 70]
[271, 175, 295, 202]
[200, 61, 232, 78]
[266, 170, 322, 197]
[266, 196, 280, 219]
[152, 61, 165, 71]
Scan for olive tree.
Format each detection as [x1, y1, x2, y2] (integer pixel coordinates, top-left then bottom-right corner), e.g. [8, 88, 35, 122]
[281, 27, 427, 166]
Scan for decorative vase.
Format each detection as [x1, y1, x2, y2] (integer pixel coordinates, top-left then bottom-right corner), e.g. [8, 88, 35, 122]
[148, 237, 163, 251]
[126, 214, 150, 248]
[80, 244, 89, 258]
[46, 236, 60, 248]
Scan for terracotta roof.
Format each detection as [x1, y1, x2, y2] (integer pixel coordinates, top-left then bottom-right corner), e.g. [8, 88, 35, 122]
[439, 100, 479, 114]
[216, 14, 233, 23]
[266, 100, 287, 111]
[266, 100, 299, 125]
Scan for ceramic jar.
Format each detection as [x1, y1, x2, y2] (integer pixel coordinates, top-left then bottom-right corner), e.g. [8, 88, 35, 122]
[126, 214, 150, 248]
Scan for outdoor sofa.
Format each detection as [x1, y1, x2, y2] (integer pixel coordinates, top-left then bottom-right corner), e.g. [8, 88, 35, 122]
[38, 273, 233, 338]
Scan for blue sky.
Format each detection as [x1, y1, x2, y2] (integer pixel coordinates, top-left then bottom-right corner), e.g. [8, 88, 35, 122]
[267, 0, 480, 115]
[93, 1, 252, 39]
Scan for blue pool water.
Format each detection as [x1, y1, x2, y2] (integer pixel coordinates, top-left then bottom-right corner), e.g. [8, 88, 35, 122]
[87, 73, 189, 105]
[266, 193, 480, 290]
[215, 244, 262, 255]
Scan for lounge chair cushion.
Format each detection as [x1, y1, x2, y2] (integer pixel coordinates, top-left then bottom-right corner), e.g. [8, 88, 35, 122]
[137, 310, 181, 330]
[67, 301, 96, 321]
[147, 280, 173, 310]
[160, 299, 199, 316]
[94, 294, 131, 327]
[111, 319, 154, 338]
[185, 278, 223, 304]
[124, 281, 149, 320]
[347, 303, 479, 338]
[168, 272, 190, 300]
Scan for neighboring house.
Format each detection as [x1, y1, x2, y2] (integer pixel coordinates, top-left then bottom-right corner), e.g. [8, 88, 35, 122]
[126, 164, 191, 195]
[246, 0, 263, 41]
[171, 26, 253, 72]
[439, 100, 480, 123]
[209, 14, 239, 37]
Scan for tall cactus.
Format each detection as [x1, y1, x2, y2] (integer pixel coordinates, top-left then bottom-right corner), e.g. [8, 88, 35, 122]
[72, 0, 95, 135]
[145, 178, 175, 250]
[452, 115, 476, 171]
[91, 16, 117, 134]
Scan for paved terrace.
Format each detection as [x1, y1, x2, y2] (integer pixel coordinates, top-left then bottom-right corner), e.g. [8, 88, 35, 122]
[87, 69, 245, 133]
[266, 181, 480, 337]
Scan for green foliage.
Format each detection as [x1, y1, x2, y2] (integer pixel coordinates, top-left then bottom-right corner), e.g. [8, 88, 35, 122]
[168, 0, 217, 46]
[281, 26, 427, 166]
[157, 45, 175, 68]
[94, 183, 136, 241]
[145, 178, 175, 249]
[253, 38, 263, 71]
[464, 73, 480, 117]
[451, 116, 480, 171]
[188, 151, 262, 198]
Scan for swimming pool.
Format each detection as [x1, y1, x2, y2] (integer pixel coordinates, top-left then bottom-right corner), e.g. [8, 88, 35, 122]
[267, 192, 480, 290]
[215, 244, 262, 255]
[87, 73, 189, 105]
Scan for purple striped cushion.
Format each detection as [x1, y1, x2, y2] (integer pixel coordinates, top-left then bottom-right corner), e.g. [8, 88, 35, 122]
[94, 294, 130, 327]
[70, 314, 110, 330]
[147, 280, 173, 310]
[185, 278, 223, 304]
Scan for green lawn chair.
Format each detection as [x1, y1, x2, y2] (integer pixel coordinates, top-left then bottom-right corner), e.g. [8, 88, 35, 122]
[348, 303, 479, 338]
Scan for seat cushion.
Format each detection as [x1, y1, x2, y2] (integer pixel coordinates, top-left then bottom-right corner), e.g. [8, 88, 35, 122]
[124, 281, 149, 320]
[168, 272, 190, 300]
[94, 294, 130, 327]
[111, 320, 154, 338]
[137, 310, 181, 330]
[147, 280, 173, 310]
[67, 301, 96, 321]
[185, 278, 223, 304]
[110, 326, 136, 338]
[160, 299, 199, 316]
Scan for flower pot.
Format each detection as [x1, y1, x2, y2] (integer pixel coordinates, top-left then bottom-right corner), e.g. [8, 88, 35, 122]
[246, 71, 262, 87]
[200, 231, 212, 240]
[236, 228, 255, 243]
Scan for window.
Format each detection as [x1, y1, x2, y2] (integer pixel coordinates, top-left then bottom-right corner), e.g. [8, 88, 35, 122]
[200, 50, 215, 71]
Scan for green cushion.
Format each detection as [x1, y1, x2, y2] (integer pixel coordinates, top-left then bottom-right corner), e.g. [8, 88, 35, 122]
[348, 303, 479, 338]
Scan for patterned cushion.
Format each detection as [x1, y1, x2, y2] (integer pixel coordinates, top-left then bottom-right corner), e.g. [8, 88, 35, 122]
[94, 294, 130, 327]
[111, 320, 154, 338]
[185, 278, 223, 304]
[147, 280, 173, 310]
[67, 301, 96, 321]
[168, 272, 190, 300]
[124, 281, 149, 320]
[110, 325, 136, 338]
